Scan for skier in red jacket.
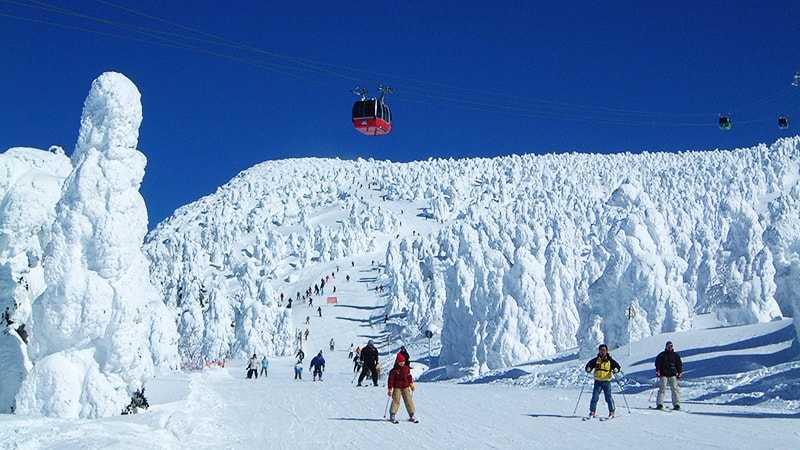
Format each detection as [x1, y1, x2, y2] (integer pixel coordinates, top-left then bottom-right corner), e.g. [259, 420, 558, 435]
[387, 352, 417, 423]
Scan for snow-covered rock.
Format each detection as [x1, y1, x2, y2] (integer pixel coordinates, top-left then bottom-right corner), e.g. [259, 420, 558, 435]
[15, 72, 178, 418]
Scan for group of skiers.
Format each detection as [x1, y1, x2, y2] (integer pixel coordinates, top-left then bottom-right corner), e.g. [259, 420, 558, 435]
[245, 354, 270, 379]
[583, 341, 683, 419]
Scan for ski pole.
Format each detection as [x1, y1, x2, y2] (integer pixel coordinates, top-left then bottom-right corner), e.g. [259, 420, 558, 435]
[572, 374, 590, 416]
[612, 373, 632, 414]
[383, 396, 391, 418]
[648, 379, 657, 404]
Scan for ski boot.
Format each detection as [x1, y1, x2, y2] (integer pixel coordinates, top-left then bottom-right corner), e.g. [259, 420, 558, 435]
[388, 414, 399, 424]
[408, 414, 419, 423]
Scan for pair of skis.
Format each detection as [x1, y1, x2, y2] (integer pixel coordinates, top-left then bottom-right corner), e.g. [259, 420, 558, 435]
[388, 417, 419, 424]
[582, 414, 615, 422]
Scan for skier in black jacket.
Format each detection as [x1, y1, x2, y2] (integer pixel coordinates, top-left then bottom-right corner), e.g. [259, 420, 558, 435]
[310, 351, 326, 381]
[357, 340, 380, 386]
[654, 341, 683, 410]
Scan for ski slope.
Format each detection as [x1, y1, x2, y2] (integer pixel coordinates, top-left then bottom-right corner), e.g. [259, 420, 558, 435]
[2, 264, 799, 449]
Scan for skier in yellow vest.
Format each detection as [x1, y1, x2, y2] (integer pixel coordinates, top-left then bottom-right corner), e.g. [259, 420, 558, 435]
[584, 344, 621, 419]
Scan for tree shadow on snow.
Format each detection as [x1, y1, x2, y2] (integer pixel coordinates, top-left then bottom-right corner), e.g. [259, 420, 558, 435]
[329, 417, 388, 423]
[629, 324, 797, 367]
[334, 304, 383, 311]
[689, 411, 800, 419]
[525, 414, 580, 419]
[624, 339, 800, 384]
[459, 368, 530, 385]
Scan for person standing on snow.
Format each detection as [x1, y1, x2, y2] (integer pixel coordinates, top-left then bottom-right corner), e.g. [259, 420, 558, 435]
[317, 306, 322, 318]
[260, 356, 269, 378]
[584, 344, 621, 418]
[357, 340, 380, 386]
[348, 343, 354, 359]
[294, 361, 303, 380]
[246, 353, 259, 380]
[310, 351, 326, 381]
[329, 338, 335, 351]
[353, 353, 362, 373]
[387, 353, 417, 423]
[655, 341, 683, 410]
[296, 348, 305, 363]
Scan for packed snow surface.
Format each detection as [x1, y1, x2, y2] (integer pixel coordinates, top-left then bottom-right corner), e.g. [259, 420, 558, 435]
[1, 264, 798, 449]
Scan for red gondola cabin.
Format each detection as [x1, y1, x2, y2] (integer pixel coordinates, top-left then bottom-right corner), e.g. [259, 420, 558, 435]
[352, 99, 392, 136]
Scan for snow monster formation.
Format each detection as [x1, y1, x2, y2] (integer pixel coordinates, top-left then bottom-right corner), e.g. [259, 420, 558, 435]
[15, 72, 178, 418]
[0, 147, 71, 413]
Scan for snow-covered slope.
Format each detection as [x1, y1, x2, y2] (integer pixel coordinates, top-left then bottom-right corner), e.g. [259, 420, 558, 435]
[144, 159, 406, 365]
[147, 137, 800, 378]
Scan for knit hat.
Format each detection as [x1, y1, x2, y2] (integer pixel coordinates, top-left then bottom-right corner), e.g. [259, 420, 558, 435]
[396, 353, 406, 363]
[665, 341, 673, 349]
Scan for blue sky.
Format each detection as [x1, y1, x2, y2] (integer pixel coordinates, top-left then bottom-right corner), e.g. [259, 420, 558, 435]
[1, 1, 798, 227]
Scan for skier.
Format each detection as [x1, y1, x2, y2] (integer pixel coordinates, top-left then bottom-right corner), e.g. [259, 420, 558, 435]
[655, 341, 683, 410]
[348, 343, 354, 359]
[357, 340, 380, 387]
[304, 328, 310, 341]
[260, 356, 269, 378]
[296, 348, 305, 363]
[305, 316, 311, 326]
[353, 353, 362, 373]
[246, 353, 259, 380]
[294, 361, 303, 380]
[317, 306, 322, 318]
[310, 351, 326, 381]
[2, 307, 11, 326]
[346, 274, 350, 282]
[584, 344, 621, 419]
[387, 353, 417, 423]
[329, 338, 335, 351]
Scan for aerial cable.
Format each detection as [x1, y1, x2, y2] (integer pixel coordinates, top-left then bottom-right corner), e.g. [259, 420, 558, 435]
[3, 0, 364, 83]
[0, 11, 350, 87]
[87, 0, 764, 120]
[0, 2, 721, 124]
[1, 0, 794, 127]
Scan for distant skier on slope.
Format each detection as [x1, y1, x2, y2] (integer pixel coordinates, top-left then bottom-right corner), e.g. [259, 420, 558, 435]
[387, 353, 417, 423]
[584, 344, 621, 419]
[294, 361, 303, 380]
[317, 306, 322, 318]
[655, 341, 683, 410]
[246, 353, 259, 380]
[348, 343, 354, 359]
[310, 351, 326, 381]
[329, 338, 335, 351]
[357, 340, 380, 387]
[296, 348, 305, 363]
[353, 353, 362, 373]
[260, 356, 269, 378]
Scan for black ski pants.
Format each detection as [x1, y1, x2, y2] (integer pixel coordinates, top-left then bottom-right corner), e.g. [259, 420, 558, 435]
[358, 364, 379, 386]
